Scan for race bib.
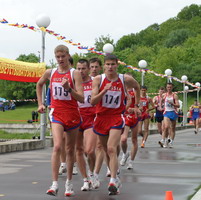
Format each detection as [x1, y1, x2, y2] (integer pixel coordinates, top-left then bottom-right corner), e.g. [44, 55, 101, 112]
[52, 82, 71, 100]
[102, 90, 121, 108]
[78, 90, 92, 108]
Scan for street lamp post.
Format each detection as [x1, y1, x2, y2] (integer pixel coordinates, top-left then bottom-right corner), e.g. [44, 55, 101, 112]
[184, 85, 189, 124]
[36, 14, 51, 141]
[138, 60, 147, 86]
[181, 75, 188, 126]
[164, 69, 172, 83]
[195, 82, 200, 103]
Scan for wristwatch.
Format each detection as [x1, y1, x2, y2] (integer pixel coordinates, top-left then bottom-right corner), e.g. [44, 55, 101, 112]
[68, 88, 72, 93]
[134, 104, 140, 107]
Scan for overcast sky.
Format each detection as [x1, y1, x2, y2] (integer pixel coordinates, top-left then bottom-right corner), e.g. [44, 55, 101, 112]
[0, 0, 200, 65]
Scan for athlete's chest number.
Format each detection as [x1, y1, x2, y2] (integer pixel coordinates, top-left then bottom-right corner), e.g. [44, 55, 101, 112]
[52, 82, 71, 100]
[54, 86, 69, 96]
[102, 91, 121, 108]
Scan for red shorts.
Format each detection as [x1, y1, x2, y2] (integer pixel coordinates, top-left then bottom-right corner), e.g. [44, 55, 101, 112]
[49, 108, 82, 131]
[93, 114, 125, 136]
[140, 112, 150, 121]
[79, 114, 96, 132]
[125, 114, 139, 128]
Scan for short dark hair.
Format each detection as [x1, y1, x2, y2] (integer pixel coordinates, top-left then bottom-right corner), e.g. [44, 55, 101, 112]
[141, 85, 147, 90]
[160, 87, 165, 90]
[89, 57, 102, 66]
[69, 57, 74, 65]
[104, 54, 118, 64]
[77, 59, 89, 68]
[166, 83, 174, 86]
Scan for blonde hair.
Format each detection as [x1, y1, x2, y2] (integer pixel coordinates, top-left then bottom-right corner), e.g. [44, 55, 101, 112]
[54, 45, 69, 54]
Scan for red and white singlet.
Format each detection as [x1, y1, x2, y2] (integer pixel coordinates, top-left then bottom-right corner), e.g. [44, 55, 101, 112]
[50, 68, 78, 111]
[78, 77, 96, 116]
[96, 74, 127, 116]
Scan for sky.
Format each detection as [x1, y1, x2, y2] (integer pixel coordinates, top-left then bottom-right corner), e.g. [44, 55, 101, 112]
[0, 0, 200, 65]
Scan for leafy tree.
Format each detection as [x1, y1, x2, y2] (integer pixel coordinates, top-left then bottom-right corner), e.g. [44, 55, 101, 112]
[94, 35, 114, 51]
[164, 29, 192, 48]
[177, 4, 201, 20]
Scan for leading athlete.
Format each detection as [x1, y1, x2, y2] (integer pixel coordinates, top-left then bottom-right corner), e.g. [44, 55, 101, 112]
[91, 54, 140, 195]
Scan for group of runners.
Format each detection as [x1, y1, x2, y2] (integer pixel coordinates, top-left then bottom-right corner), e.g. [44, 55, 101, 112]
[36, 44, 201, 197]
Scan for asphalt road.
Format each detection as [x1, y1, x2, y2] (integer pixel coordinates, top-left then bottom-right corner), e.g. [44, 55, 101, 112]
[0, 128, 201, 200]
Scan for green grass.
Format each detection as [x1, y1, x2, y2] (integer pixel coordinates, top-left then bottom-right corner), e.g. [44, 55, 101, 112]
[0, 102, 39, 124]
[0, 130, 33, 139]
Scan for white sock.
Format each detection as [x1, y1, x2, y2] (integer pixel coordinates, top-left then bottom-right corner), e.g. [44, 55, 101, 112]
[66, 179, 72, 184]
[110, 178, 116, 183]
[94, 173, 99, 178]
[52, 181, 58, 186]
[61, 162, 66, 167]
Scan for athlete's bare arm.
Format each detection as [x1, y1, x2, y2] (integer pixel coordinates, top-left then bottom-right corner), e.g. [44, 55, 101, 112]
[36, 69, 52, 113]
[65, 69, 84, 103]
[124, 74, 140, 105]
[91, 75, 111, 105]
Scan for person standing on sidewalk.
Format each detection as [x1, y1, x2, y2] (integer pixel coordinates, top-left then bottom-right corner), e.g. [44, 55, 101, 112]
[158, 83, 179, 148]
[91, 54, 140, 195]
[36, 45, 84, 197]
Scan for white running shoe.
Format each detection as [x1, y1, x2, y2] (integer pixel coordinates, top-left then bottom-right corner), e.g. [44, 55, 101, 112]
[92, 176, 100, 189]
[73, 164, 78, 175]
[108, 177, 121, 195]
[168, 142, 173, 148]
[127, 160, 133, 170]
[120, 152, 129, 166]
[58, 165, 67, 175]
[46, 184, 58, 196]
[64, 182, 74, 197]
[81, 181, 92, 191]
[163, 140, 168, 148]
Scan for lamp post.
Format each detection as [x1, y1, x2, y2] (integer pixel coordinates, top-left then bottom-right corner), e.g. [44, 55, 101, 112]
[184, 85, 189, 125]
[195, 82, 200, 103]
[36, 14, 51, 141]
[138, 60, 147, 86]
[164, 69, 172, 83]
[181, 75, 188, 126]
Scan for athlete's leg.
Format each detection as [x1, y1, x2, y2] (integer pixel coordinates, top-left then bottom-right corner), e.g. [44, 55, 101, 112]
[84, 128, 97, 174]
[121, 125, 130, 154]
[107, 129, 121, 178]
[142, 118, 150, 143]
[130, 124, 139, 161]
[66, 127, 78, 181]
[51, 123, 65, 181]
[159, 117, 171, 147]
[94, 137, 105, 174]
[76, 131, 88, 179]
[138, 121, 143, 137]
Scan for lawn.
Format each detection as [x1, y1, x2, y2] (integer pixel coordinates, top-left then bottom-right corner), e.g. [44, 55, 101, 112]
[0, 102, 39, 124]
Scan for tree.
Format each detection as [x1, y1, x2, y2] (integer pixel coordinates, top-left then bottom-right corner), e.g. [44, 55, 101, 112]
[94, 35, 114, 51]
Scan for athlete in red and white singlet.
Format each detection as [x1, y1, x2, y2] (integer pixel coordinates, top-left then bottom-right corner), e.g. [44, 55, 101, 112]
[91, 55, 141, 195]
[76, 59, 98, 191]
[138, 86, 155, 148]
[153, 87, 165, 135]
[49, 68, 82, 130]
[37, 45, 84, 197]
[120, 86, 140, 169]
[78, 77, 96, 131]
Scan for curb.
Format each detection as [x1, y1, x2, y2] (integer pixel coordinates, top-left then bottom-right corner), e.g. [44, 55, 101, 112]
[0, 139, 45, 154]
[191, 188, 201, 200]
